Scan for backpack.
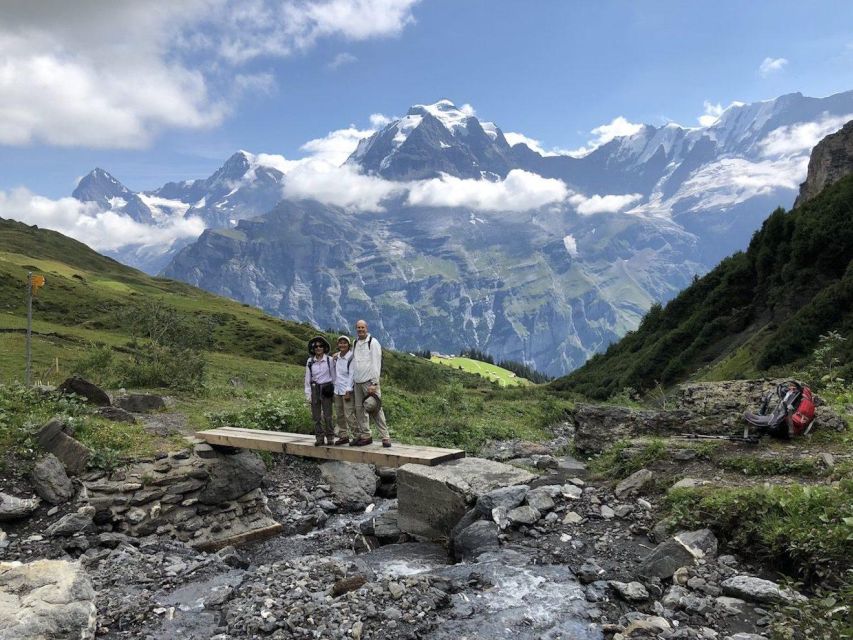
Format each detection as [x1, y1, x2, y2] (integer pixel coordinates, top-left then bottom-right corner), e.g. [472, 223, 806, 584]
[788, 385, 816, 436]
[746, 381, 816, 438]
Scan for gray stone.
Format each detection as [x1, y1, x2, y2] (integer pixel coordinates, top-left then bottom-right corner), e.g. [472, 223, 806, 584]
[454, 520, 499, 561]
[193, 443, 217, 459]
[721, 575, 807, 605]
[57, 376, 111, 406]
[577, 561, 605, 584]
[0, 492, 40, 521]
[397, 458, 534, 540]
[562, 511, 583, 525]
[525, 488, 555, 513]
[46, 506, 95, 537]
[609, 580, 649, 601]
[623, 616, 671, 635]
[113, 393, 166, 413]
[198, 450, 266, 505]
[615, 468, 654, 498]
[599, 505, 615, 519]
[373, 511, 401, 539]
[613, 504, 633, 518]
[507, 504, 541, 526]
[475, 485, 529, 515]
[716, 596, 747, 615]
[95, 406, 137, 423]
[560, 484, 583, 499]
[35, 419, 92, 476]
[662, 584, 689, 608]
[668, 477, 711, 493]
[555, 455, 588, 478]
[30, 454, 74, 505]
[319, 461, 378, 509]
[638, 528, 718, 579]
[0, 559, 96, 639]
[725, 634, 769, 640]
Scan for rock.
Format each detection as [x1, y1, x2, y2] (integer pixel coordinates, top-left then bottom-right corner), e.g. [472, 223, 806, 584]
[818, 452, 835, 468]
[46, 506, 95, 537]
[30, 454, 74, 505]
[475, 485, 529, 515]
[569, 403, 696, 452]
[525, 488, 555, 513]
[662, 584, 689, 608]
[613, 504, 633, 518]
[530, 454, 558, 469]
[609, 580, 649, 602]
[0, 492, 40, 521]
[319, 461, 378, 510]
[794, 119, 853, 207]
[600, 505, 615, 519]
[507, 504, 540, 526]
[624, 615, 671, 635]
[716, 596, 747, 615]
[331, 575, 367, 597]
[721, 576, 807, 605]
[577, 561, 605, 584]
[35, 419, 92, 476]
[562, 511, 583, 525]
[725, 634, 769, 640]
[0, 559, 96, 639]
[555, 455, 588, 479]
[638, 528, 718, 579]
[57, 376, 111, 406]
[113, 393, 166, 413]
[560, 484, 583, 499]
[454, 520, 499, 561]
[615, 468, 654, 498]
[397, 458, 534, 540]
[198, 450, 267, 505]
[668, 477, 711, 493]
[95, 406, 137, 423]
[513, 441, 552, 457]
[0, 528, 7, 548]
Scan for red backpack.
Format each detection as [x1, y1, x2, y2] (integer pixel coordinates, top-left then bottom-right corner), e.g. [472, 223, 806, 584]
[789, 385, 816, 436]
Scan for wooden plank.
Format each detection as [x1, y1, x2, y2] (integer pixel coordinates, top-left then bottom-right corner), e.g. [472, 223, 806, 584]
[196, 427, 465, 467]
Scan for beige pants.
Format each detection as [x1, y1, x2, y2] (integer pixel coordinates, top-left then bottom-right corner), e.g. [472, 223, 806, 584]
[353, 381, 390, 440]
[333, 393, 356, 439]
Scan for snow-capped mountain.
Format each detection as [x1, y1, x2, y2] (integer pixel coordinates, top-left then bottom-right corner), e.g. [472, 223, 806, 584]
[75, 91, 853, 375]
[73, 168, 158, 224]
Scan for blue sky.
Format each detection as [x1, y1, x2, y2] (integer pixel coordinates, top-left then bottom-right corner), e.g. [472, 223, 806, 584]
[1, 0, 852, 198]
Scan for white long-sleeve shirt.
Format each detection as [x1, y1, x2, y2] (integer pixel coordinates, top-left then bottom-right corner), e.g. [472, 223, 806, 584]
[352, 334, 381, 384]
[304, 354, 335, 400]
[333, 350, 355, 395]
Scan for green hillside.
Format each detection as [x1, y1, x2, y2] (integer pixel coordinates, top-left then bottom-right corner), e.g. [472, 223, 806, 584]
[0, 217, 570, 454]
[430, 355, 530, 387]
[554, 174, 853, 400]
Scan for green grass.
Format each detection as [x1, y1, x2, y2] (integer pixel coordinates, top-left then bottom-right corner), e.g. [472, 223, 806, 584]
[588, 438, 669, 479]
[430, 355, 530, 387]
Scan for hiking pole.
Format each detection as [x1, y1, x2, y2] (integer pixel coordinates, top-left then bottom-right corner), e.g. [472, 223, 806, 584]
[25, 271, 32, 387]
[676, 433, 762, 444]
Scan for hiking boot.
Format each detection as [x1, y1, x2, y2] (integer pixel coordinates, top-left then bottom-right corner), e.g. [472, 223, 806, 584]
[349, 437, 373, 447]
[382, 439, 392, 448]
[314, 436, 325, 446]
[334, 437, 350, 445]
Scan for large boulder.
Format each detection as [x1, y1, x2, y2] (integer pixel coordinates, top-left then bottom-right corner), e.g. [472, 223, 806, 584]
[721, 576, 807, 605]
[569, 404, 697, 453]
[0, 559, 97, 639]
[30, 454, 74, 505]
[397, 457, 535, 541]
[319, 461, 378, 510]
[453, 520, 499, 561]
[615, 468, 654, 498]
[35, 419, 92, 476]
[56, 376, 110, 406]
[95, 406, 137, 424]
[637, 529, 718, 579]
[198, 450, 266, 505]
[45, 506, 95, 537]
[475, 485, 528, 515]
[113, 393, 166, 413]
[0, 492, 40, 522]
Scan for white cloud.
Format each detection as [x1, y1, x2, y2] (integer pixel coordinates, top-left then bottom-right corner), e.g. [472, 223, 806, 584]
[0, 187, 205, 252]
[562, 234, 578, 258]
[0, 0, 420, 148]
[327, 52, 358, 69]
[503, 132, 569, 157]
[369, 113, 393, 128]
[698, 101, 725, 127]
[299, 126, 375, 165]
[759, 57, 788, 77]
[568, 192, 643, 215]
[282, 160, 405, 211]
[406, 170, 569, 212]
[568, 116, 645, 157]
[759, 112, 853, 156]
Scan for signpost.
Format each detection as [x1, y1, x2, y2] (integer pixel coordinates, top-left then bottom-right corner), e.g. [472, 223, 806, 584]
[24, 273, 45, 386]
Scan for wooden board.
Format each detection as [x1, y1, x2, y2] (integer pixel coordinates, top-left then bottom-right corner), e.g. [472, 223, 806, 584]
[195, 427, 465, 467]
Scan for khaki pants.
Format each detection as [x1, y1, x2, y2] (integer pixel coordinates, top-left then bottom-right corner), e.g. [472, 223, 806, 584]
[353, 381, 389, 440]
[310, 384, 334, 439]
[334, 393, 356, 439]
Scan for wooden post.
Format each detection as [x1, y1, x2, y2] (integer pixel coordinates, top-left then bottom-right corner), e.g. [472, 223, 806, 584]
[25, 271, 32, 386]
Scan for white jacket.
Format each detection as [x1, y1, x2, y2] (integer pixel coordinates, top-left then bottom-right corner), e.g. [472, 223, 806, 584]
[352, 334, 381, 384]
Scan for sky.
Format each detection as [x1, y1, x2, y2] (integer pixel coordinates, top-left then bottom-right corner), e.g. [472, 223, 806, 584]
[1, 0, 852, 200]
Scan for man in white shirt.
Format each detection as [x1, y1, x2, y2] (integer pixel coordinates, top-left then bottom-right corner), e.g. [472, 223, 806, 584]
[304, 336, 336, 446]
[350, 319, 391, 447]
[332, 335, 356, 445]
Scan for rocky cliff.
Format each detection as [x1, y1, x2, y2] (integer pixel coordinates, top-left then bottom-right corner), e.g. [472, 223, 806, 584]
[794, 119, 853, 207]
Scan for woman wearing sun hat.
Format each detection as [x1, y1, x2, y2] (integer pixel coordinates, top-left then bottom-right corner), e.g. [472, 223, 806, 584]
[304, 336, 336, 446]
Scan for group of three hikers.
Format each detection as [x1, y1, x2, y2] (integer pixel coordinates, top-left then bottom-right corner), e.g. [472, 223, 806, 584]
[304, 319, 391, 448]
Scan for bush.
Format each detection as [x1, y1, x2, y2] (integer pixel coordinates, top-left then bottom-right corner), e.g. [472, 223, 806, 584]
[206, 394, 312, 434]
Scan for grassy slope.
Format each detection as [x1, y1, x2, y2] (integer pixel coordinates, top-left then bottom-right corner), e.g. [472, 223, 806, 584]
[0, 218, 571, 455]
[430, 355, 530, 387]
[553, 175, 853, 400]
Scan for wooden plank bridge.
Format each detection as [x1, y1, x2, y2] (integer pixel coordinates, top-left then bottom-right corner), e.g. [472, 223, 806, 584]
[196, 427, 465, 468]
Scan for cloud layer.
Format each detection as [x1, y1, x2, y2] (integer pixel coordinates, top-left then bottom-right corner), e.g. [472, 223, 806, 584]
[759, 56, 788, 77]
[0, 0, 420, 148]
